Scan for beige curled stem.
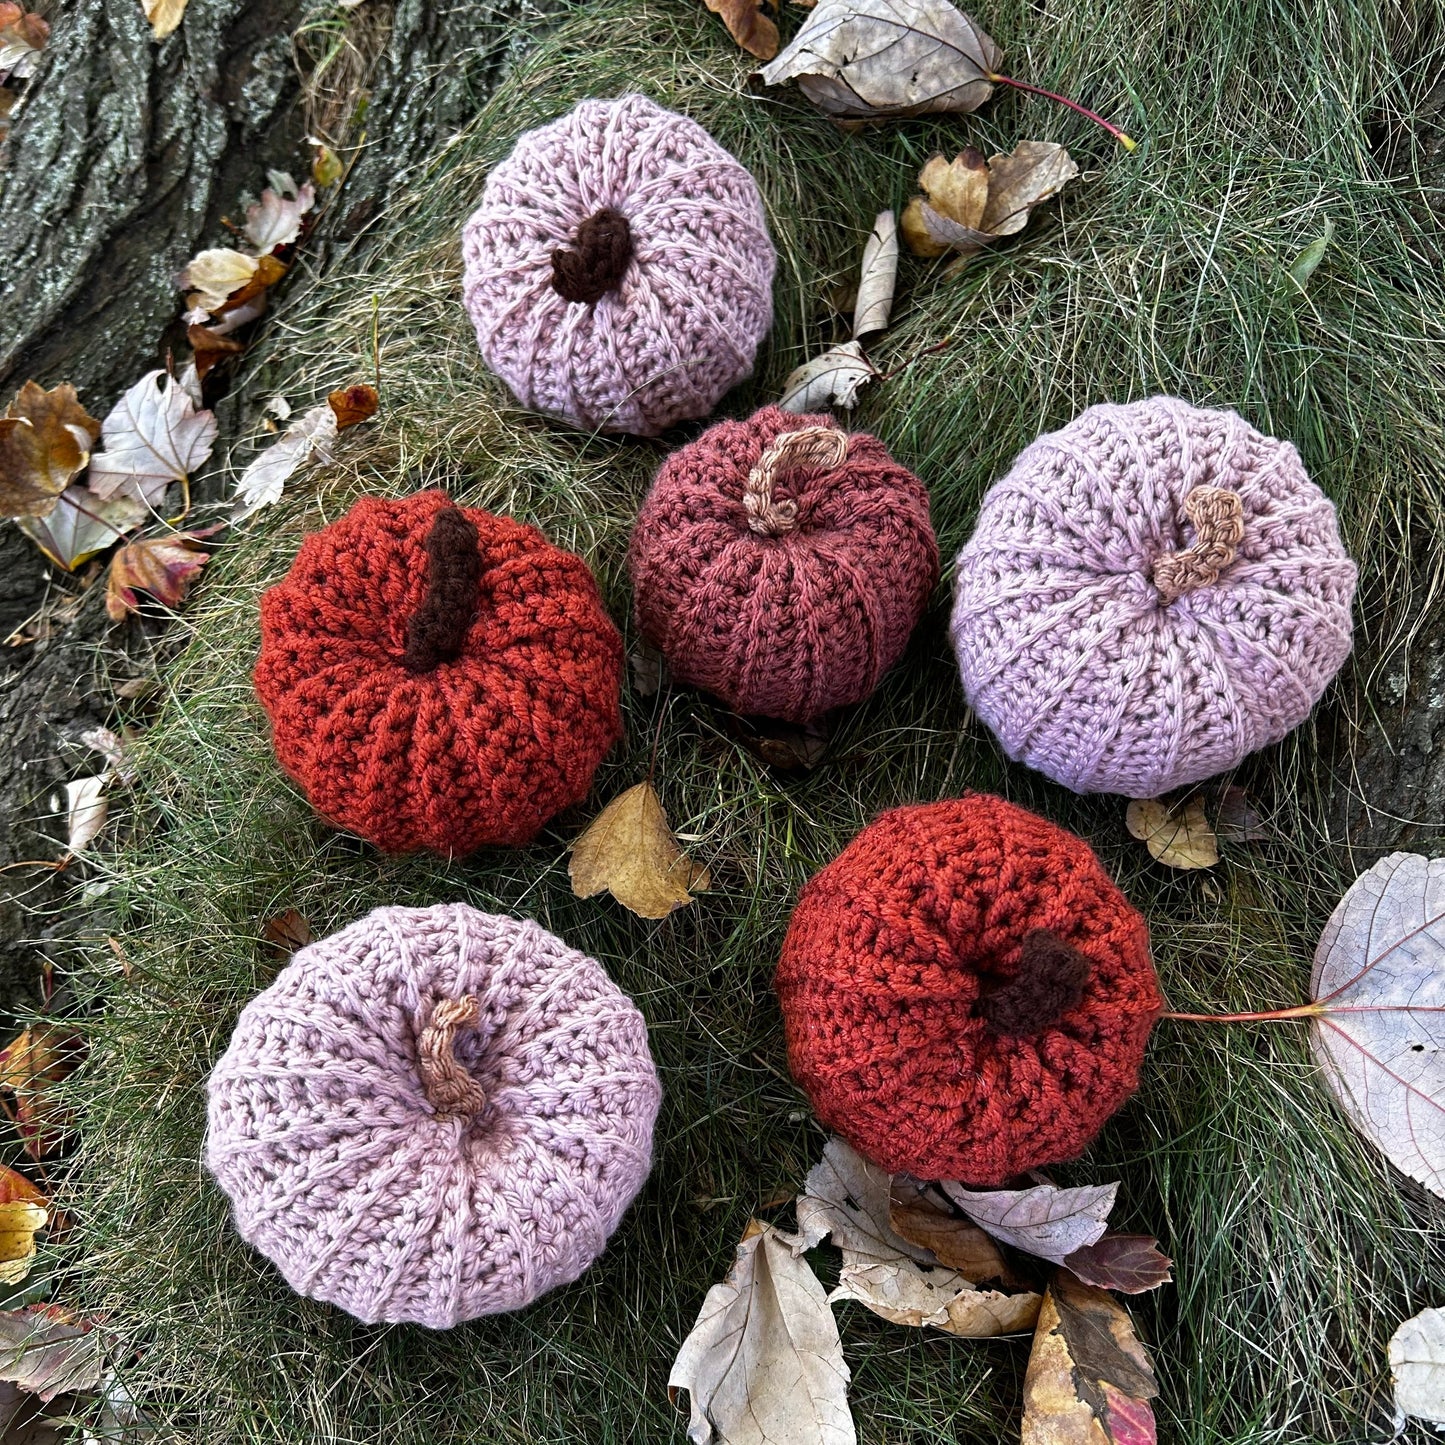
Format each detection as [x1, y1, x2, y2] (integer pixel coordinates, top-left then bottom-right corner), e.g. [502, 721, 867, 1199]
[1151, 486, 1246, 604]
[743, 426, 849, 536]
[417, 995, 487, 1118]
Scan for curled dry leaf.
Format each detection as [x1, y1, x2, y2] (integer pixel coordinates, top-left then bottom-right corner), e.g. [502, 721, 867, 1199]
[888, 1177, 1022, 1286]
[942, 1178, 1116, 1265]
[188, 322, 248, 382]
[1062, 1235, 1172, 1294]
[760, 0, 1001, 122]
[179, 249, 258, 314]
[0, 4, 47, 79]
[569, 782, 709, 920]
[1310, 852, 1445, 1198]
[327, 384, 380, 429]
[233, 402, 339, 516]
[0, 1167, 47, 1286]
[0, 1025, 80, 1161]
[1125, 797, 1218, 870]
[0, 382, 101, 519]
[779, 341, 878, 414]
[87, 370, 217, 509]
[0, 1306, 101, 1401]
[310, 140, 344, 188]
[17, 487, 144, 571]
[668, 1219, 856, 1445]
[261, 908, 313, 960]
[703, 0, 779, 60]
[141, 0, 187, 40]
[1390, 1306, 1445, 1431]
[1021, 1273, 1158, 1445]
[902, 142, 1079, 259]
[852, 210, 897, 338]
[64, 776, 107, 855]
[105, 533, 210, 621]
[244, 180, 316, 252]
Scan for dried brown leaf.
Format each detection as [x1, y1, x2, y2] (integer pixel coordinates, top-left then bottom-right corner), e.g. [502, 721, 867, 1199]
[244, 180, 316, 252]
[141, 0, 187, 37]
[1391, 1306, 1445, 1430]
[0, 382, 101, 519]
[15, 486, 144, 571]
[261, 909, 313, 960]
[569, 782, 709, 919]
[0, 4, 47, 78]
[888, 1178, 1023, 1286]
[326, 384, 379, 429]
[179, 249, 257, 314]
[1125, 797, 1218, 870]
[852, 210, 897, 338]
[105, 533, 210, 621]
[703, 0, 779, 59]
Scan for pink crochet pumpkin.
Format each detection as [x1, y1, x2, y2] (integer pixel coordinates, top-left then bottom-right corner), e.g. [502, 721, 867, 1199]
[206, 905, 661, 1328]
[461, 93, 776, 437]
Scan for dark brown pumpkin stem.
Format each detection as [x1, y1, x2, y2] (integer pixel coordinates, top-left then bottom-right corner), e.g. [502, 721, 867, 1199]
[401, 504, 481, 673]
[978, 929, 1093, 1037]
[551, 208, 634, 304]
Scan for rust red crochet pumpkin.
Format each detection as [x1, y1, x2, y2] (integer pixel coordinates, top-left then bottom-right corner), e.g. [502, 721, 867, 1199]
[255, 489, 623, 855]
[775, 795, 1162, 1186]
[628, 405, 938, 723]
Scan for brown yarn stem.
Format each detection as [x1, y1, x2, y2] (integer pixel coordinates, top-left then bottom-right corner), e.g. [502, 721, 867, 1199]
[744, 426, 849, 536]
[417, 995, 488, 1118]
[400, 504, 481, 673]
[551, 208, 634, 304]
[1151, 486, 1245, 604]
[978, 929, 1093, 1037]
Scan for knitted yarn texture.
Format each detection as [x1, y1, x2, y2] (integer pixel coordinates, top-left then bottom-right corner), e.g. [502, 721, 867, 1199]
[461, 94, 777, 437]
[206, 904, 662, 1328]
[775, 795, 1162, 1186]
[255, 489, 623, 855]
[951, 396, 1358, 797]
[629, 405, 939, 723]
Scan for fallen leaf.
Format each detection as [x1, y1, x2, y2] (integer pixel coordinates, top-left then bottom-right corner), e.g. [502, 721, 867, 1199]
[1062, 1235, 1172, 1294]
[1390, 1306, 1445, 1431]
[0, 1307, 101, 1401]
[703, 0, 778, 59]
[888, 1177, 1023, 1286]
[261, 908, 313, 960]
[105, 533, 210, 620]
[208, 254, 287, 319]
[1210, 784, 1271, 843]
[797, 1139, 1041, 1336]
[141, 0, 186, 40]
[0, 382, 101, 519]
[760, 0, 1001, 122]
[727, 713, 831, 772]
[178, 249, 257, 314]
[902, 142, 1079, 260]
[232, 403, 339, 516]
[326, 384, 379, 429]
[1310, 852, 1445, 1198]
[0, 1026, 80, 1161]
[778, 341, 879, 413]
[1125, 797, 1218, 870]
[64, 777, 107, 854]
[1288, 219, 1333, 292]
[86, 371, 217, 509]
[668, 1220, 856, 1445]
[1021, 1273, 1158, 1445]
[630, 643, 664, 697]
[310, 140, 344, 188]
[852, 210, 897, 338]
[569, 782, 709, 920]
[942, 1179, 1116, 1265]
[187, 322, 248, 382]
[17, 487, 144, 571]
[0, 1168, 47, 1287]
[244, 180, 316, 252]
[0, 5, 47, 79]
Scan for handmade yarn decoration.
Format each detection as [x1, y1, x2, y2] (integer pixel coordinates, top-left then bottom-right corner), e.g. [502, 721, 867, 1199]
[206, 904, 662, 1328]
[255, 489, 623, 855]
[628, 405, 939, 723]
[775, 795, 1162, 1186]
[461, 93, 777, 436]
[951, 396, 1358, 797]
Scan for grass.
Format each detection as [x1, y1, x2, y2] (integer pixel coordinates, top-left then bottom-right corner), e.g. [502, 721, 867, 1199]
[40, 0, 1445, 1438]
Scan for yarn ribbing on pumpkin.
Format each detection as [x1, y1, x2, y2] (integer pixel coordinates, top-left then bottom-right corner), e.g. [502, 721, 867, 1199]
[205, 904, 662, 1328]
[629, 405, 939, 723]
[255, 489, 623, 855]
[951, 396, 1358, 798]
[775, 795, 1162, 1187]
[461, 93, 776, 437]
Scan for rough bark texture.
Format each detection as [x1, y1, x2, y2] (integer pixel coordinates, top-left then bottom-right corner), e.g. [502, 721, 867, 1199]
[0, 0, 528, 1017]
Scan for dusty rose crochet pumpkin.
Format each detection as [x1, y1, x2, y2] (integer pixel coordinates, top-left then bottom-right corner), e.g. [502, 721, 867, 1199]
[951, 397, 1357, 796]
[461, 93, 776, 436]
[629, 405, 939, 722]
[206, 904, 662, 1328]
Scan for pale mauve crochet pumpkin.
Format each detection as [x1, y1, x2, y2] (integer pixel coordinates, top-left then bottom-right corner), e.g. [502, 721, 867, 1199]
[461, 93, 776, 437]
[205, 905, 661, 1328]
[951, 397, 1357, 797]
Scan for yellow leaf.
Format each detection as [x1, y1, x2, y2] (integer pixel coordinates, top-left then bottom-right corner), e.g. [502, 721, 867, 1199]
[1125, 797, 1219, 870]
[141, 0, 186, 40]
[569, 782, 709, 919]
[0, 1186, 47, 1285]
[0, 381, 101, 518]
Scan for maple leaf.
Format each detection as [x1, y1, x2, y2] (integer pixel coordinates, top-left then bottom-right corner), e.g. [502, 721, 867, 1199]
[703, 0, 779, 60]
[0, 1025, 81, 1161]
[87, 370, 217, 509]
[0, 382, 101, 519]
[261, 908, 313, 960]
[0, 3, 47, 79]
[105, 532, 210, 620]
[244, 179, 316, 251]
[187, 322, 248, 382]
[16, 485, 144, 570]
[1125, 796, 1218, 870]
[0, 1166, 47, 1287]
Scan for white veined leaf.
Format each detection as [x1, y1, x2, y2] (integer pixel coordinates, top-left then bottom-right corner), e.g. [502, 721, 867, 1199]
[233, 403, 338, 517]
[87, 370, 217, 508]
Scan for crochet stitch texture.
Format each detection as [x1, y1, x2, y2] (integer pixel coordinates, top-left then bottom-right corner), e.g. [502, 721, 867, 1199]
[629, 405, 939, 722]
[775, 795, 1162, 1186]
[255, 489, 623, 855]
[206, 904, 662, 1328]
[461, 93, 777, 437]
[951, 396, 1357, 797]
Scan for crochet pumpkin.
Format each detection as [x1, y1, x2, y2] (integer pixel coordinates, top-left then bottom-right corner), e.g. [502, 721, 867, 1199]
[629, 405, 939, 723]
[461, 93, 776, 437]
[951, 396, 1357, 797]
[206, 904, 662, 1327]
[255, 489, 623, 855]
[775, 795, 1161, 1186]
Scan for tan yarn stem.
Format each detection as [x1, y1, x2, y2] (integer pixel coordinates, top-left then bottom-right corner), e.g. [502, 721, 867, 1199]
[1151, 486, 1246, 604]
[417, 996, 487, 1118]
[744, 426, 849, 536]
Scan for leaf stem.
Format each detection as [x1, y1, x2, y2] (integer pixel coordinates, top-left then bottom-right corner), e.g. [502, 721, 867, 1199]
[986, 72, 1137, 151]
[1161, 1002, 1325, 1024]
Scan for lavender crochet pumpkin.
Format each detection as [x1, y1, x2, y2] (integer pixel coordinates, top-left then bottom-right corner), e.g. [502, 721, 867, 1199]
[461, 93, 777, 437]
[206, 905, 661, 1328]
[951, 397, 1357, 797]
